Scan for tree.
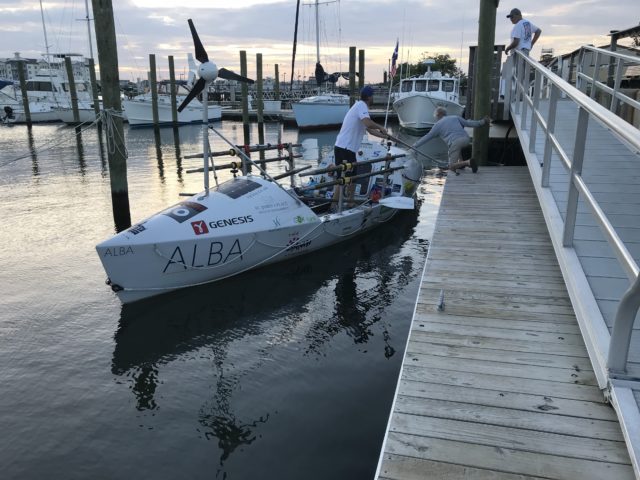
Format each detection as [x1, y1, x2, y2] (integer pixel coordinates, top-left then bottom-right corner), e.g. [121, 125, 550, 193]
[395, 53, 466, 85]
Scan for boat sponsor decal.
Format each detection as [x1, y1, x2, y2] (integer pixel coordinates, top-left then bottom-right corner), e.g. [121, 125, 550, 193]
[294, 215, 318, 224]
[254, 200, 289, 214]
[208, 215, 254, 229]
[162, 239, 243, 273]
[103, 246, 134, 257]
[162, 201, 208, 223]
[128, 223, 147, 235]
[285, 232, 311, 254]
[191, 220, 209, 235]
[272, 217, 282, 228]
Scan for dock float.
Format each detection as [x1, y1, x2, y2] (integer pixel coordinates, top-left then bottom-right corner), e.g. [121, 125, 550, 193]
[375, 167, 634, 479]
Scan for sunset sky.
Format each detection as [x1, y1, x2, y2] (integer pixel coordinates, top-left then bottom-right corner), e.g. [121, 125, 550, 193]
[0, 1, 637, 84]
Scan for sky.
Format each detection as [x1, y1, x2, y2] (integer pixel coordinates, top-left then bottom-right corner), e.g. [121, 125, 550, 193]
[0, 0, 638, 84]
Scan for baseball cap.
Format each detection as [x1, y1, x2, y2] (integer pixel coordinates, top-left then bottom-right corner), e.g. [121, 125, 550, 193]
[361, 86, 374, 98]
[507, 8, 521, 18]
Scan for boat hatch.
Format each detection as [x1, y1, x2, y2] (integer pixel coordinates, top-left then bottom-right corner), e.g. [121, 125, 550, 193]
[215, 178, 262, 199]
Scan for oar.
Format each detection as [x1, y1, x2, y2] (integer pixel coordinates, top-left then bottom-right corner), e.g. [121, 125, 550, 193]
[387, 134, 448, 168]
[378, 196, 415, 209]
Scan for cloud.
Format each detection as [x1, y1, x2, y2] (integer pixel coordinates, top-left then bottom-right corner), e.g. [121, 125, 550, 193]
[0, 0, 637, 84]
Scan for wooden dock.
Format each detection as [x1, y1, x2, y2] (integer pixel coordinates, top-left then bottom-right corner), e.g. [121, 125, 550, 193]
[376, 167, 635, 479]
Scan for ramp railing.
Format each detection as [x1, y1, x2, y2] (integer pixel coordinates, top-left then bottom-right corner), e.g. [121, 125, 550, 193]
[503, 49, 640, 379]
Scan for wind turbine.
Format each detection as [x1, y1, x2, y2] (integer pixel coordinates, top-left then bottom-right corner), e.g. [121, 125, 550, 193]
[178, 19, 254, 191]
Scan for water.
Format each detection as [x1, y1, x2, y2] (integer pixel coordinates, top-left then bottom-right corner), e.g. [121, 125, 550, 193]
[0, 120, 443, 480]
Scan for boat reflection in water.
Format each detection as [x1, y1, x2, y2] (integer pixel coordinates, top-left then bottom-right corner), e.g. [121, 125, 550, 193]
[111, 204, 425, 475]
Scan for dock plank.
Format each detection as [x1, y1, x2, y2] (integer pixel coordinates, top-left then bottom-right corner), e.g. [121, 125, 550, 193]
[375, 167, 633, 480]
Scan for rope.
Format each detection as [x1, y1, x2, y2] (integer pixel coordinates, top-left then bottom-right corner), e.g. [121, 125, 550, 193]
[101, 108, 128, 157]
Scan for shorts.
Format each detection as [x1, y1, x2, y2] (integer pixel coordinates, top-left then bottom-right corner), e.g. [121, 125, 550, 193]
[334, 146, 357, 178]
[448, 136, 471, 165]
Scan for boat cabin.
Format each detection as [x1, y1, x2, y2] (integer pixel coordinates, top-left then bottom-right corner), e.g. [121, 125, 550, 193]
[397, 73, 460, 104]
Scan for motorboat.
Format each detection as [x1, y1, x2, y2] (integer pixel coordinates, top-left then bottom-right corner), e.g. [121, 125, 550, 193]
[95, 19, 422, 304]
[123, 80, 222, 127]
[0, 67, 95, 123]
[54, 106, 99, 125]
[393, 69, 464, 132]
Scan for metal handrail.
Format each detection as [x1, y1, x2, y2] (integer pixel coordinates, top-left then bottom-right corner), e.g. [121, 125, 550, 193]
[508, 50, 640, 376]
[575, 45, 640, 115]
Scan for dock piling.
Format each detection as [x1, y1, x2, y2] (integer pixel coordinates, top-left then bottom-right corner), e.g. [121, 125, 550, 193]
[149, 54, 159, 126]
[17, 60, 31, 127]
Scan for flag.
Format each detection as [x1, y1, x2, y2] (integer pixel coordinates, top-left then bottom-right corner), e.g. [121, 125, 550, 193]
[390, 39, 399, 78]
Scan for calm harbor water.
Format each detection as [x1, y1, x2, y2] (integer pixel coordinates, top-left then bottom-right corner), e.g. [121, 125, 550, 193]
[0, 120, 443, 479]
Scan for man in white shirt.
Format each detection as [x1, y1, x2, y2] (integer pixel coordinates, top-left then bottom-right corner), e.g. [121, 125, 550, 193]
[332, 86, 389, 208]
[505, 8, 541, 57]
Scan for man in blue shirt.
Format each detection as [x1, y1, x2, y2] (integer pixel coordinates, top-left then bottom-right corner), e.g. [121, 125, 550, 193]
[413, 107, 490, 174]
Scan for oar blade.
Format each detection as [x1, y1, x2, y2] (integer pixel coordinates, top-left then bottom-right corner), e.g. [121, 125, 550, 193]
[378, 196, 415, 210]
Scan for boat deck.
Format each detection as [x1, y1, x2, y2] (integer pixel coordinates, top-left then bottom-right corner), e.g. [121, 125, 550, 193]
[375, 167, 635, 479]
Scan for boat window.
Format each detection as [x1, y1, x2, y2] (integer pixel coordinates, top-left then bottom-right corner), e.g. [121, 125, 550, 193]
[442, 80, 455, 92]
[414, 80, 427, 92]
[401, 81, 413, 93]
[25, 81, 53, 92]
[427, 80, 440, 92]
[216, 178, 262, 199]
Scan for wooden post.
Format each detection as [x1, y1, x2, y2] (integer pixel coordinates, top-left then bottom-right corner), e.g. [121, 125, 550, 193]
[64, 56, 80, 125]
[349, 46, 356, 106]
[358, 49, 365, 91]
[274, 64, 280, 100]
[88, 58, 100, 116]
[256, 53, 266, 173]
[149, 54, 159, 126]
[240, 50, 251, 174]
[472, 0, 498, 166]
[91, 0, 131, 231]
[168, 55, 178, 126]
[173, 127, 183, 183]
[17, 60, 32, 127]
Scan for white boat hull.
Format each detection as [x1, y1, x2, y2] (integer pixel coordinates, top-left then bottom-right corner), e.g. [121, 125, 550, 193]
[9, 105, 62, 123]
[123, 97, 222, 127]
[56, 107, 98, 125]
[291, 100, 349, 129]
[96, 142, 421, 303]
[393, 95, 464, 131]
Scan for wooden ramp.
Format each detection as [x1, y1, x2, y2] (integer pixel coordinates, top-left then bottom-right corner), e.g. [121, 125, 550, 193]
[375, 167, 634, 479]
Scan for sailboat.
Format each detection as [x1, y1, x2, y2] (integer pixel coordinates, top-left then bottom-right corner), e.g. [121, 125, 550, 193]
[95, 19, 422, 304]
[290, 0, 350, 129]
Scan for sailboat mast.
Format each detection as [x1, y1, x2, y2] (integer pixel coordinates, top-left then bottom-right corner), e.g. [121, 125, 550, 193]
[315, 0, 320, 63]
[39, 0, 51, 62]
[39, 0, 59, 106]
[84, 0, 95, 59]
